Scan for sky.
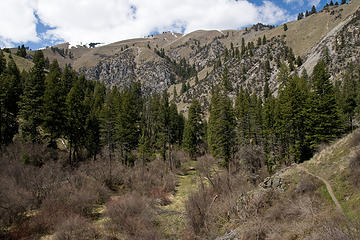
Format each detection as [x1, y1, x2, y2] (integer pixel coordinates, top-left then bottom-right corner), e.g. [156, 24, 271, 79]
[0, 0, 330, 50]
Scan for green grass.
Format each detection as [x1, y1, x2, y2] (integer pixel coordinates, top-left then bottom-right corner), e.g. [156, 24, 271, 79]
[317, 184, 334, 205]
[157, 160, 199, 238]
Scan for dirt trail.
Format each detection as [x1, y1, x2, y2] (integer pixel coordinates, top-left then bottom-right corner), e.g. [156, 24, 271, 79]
[298, 165, 345, 216]
[157, 161, 199, 239]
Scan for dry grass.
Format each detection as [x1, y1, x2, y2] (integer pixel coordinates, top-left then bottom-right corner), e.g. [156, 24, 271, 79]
[264, 1, 360, 57]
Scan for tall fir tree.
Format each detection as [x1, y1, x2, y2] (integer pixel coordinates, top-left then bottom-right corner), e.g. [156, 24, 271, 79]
[18, 50, 45, 142]
[308, 60, 342, 148]
[183, 99, 203, 159]
[208, 86, 235, 166]
[42, 60, 65, 147]
[0, 58, 22, 146]
[65, 76, 87, 164]
[116, 84, 142, 165]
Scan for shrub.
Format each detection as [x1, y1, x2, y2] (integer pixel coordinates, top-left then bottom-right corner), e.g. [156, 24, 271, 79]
[105, 192, 160, 239]
[124, 159, 176, 198]
[233, 146, 267, 182]
[349, 149, 360, 186]
[40, 171, 110, 227]
[185, 185, 214, 235]
[294, 174, 321, 194]
[54, 215, 100, 240]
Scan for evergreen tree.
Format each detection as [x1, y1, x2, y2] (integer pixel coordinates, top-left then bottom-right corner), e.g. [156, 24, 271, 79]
[183, 100, 203, 159]
[222, 66, 232, 92]
[311, 5, 317, 14]
[208, 86, 235, 166]
[61, 64, 76, 95]
[83, 83, 103, 160]
[16, 45, 27, 58]
[18, 51, 45, 142]
[297, 12, 304, 20]
[283, 24, 288, 32]
[181, 82, 187, 94]
[341, 0, 346, 5]
[308, 60, 342, 148]
[65, 76, 87, 164]
[116, 84, 142, 165]
[0, 58, 22, 146]
[330, 0, 334, 6]
[0, 50, 6, 75]
[296, 56, 303, 66]
[262, 35, 267, 45]
[100, 88, 120, 184]
[235, 88, 251, 145]
[339, 65, 358, 131]
[257, 37, 262, 46]
[276, 74, 312, 163]
[241, 38, 246, 56]
[42, 60, 65, 146]
[158, 91, 170, 161]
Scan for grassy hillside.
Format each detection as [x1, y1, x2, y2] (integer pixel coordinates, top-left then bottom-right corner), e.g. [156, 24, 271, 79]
[3, 52, 33, 72]
[264, 1, 360, 57]
[212, 130, 360, 239]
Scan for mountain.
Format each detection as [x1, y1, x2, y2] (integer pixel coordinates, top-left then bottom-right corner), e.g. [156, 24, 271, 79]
[20, 0, 358, 114]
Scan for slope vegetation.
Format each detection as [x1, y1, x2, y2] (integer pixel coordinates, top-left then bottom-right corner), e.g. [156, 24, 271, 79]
[214, 130, 360, 240]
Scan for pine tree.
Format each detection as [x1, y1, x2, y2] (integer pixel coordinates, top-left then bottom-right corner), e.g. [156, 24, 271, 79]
[222, 66, 233, 92]
[42, 60, 65, 146]
[183, 99, 203, 159]
[100, 88, 120, 184]
[311, 5, 317, 14]
[18, 51, 45, 142]
[297, 12, 304, 20]
[61, 64, 76, 95]
[82, 83, 102, 161]
[0, 50, 6, 75]
[262, 35, 267, 45]
[116, 84, 142, 165]
[241, 38, 246, 56]
[0, 58, 22, 146]
[16, 45, 27, 58]
[208, 86, 235, 166]
[308, 60, 342, 148]
[276, 74, 312, 163]
[341, 0, 346, 5]
[235, 88, 251, 145]
[65, 76, 87, 164]
[181, 82, 187, 94]
[339, 65, 357, 132]
[296, 56, 303, 66]
[330, 0, 334, 6]
[257, 37, 262, 46]
[283, 24, 288, 32]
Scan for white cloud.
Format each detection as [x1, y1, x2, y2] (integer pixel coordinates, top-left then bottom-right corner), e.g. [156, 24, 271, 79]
[308, 0, 321, 6]
[0, 0, 291, 47]
[284, 0, 304, 5]
[0, 0, 39, 47]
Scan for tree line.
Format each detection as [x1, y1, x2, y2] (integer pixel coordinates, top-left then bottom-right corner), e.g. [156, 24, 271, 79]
[186, 60, 359, 171]
[0, 50, 184, 169]
[1, 48, 359, 172]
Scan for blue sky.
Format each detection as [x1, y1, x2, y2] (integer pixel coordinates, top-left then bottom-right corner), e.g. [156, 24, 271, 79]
[1, 0, 332, 50]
